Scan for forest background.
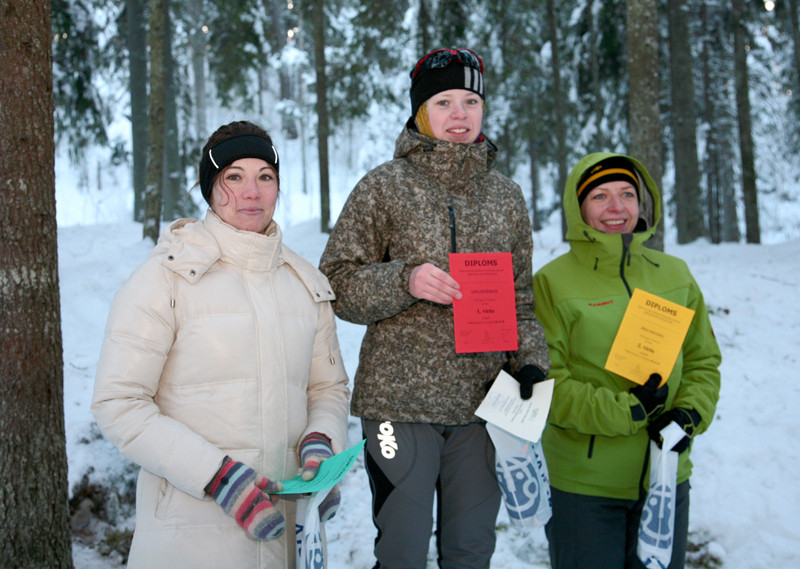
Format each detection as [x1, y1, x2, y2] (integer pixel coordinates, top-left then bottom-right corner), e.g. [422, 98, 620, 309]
[52, 0, 800, 245]
[2, 0, 800, 567]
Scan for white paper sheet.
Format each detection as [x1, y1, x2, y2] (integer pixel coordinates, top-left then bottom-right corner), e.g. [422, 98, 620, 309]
[475, 370, 554, 442]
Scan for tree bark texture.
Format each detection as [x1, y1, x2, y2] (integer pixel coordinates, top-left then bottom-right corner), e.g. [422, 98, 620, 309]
[546, 0, 568, 240]
[313, 0, 331, 233]
[162, 0, 181, 221]
[128, 0, 149, 222]
[0, 1, 74, 566]
[788, 0, 800, 95]
[732, 0, 761, 244]
[699, 2, 739, 244]
[263, 0, 299, 138]
[667, 0, 705, 243]
[627, 0, 664, 250]
[189, 0, 208, 140]
[144, 0, 167, 242]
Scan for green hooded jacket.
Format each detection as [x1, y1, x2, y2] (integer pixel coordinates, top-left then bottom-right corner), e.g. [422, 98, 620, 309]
[533, 152, 721, 499]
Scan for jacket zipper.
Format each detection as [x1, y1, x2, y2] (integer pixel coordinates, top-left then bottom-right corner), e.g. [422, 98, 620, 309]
[448, 206, 457, 253]
[619, 232, 634, 297]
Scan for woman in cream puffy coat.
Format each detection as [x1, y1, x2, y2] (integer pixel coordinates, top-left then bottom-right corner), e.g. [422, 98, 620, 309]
[92, 121, 350, 569]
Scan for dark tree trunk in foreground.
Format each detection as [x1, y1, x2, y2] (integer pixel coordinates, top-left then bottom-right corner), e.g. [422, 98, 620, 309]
[0, 1, 74, 566]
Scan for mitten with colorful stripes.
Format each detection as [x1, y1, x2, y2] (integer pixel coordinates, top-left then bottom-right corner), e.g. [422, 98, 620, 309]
[299, 432, 334, 481]
[206, 456, 286, 540]
[319, 484, 341, 522]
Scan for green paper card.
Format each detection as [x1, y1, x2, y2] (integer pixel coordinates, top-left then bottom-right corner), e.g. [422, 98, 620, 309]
[277, 439, 366, 494]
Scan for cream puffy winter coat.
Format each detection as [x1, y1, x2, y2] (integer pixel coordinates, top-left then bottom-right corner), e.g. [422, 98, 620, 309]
[91, 211, 350, 569]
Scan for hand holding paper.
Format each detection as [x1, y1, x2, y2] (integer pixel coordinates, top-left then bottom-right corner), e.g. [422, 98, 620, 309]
[299, 432, 334, 481]
[409, 263, 462, 304]
[277, 440, 365, 495]
[605, 289, 695, 385]
[449, 252, 518, 354]
[475, 370, 553, 443]
[513, 365, 548, 400]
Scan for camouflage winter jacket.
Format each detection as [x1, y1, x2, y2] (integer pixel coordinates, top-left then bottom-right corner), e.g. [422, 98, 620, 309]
[319, 124, 550, 424]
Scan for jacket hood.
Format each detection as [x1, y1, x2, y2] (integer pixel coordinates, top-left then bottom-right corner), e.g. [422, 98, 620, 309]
[563, 152, 661, 245]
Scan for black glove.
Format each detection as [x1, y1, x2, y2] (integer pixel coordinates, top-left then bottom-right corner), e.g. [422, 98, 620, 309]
[647, 408, 701, 454]
[630, 373, 669, 421]
[513, 365, 547, 400]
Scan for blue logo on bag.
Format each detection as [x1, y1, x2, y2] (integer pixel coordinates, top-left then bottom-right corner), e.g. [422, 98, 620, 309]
[639, 482, 674, 551]
[296, 524, 324, 569]
[495, 455, 546, 520]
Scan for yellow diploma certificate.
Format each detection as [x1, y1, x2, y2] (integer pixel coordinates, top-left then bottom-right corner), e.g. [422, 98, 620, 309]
[604, 289, 695, 385]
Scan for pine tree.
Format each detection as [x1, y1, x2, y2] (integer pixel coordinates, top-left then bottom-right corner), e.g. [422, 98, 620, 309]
[0, 2, 74, 566]
[732, 0, 761, 244]
[667, 0, 706, 243]
[628, 0, 664, 250]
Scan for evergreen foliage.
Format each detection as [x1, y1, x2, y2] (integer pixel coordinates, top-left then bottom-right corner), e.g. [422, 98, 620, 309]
[51, 0, 798, 244]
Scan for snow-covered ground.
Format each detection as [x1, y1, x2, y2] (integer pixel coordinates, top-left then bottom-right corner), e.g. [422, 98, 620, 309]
[59, 213, 800, 568]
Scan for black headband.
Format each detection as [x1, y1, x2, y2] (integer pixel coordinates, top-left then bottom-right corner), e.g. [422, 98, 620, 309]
[199, 135, 279, 203]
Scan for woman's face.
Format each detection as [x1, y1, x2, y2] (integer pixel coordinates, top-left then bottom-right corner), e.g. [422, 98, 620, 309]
[426, 89, 484, 143]
[210, 158, 278, 233]
[579, 180, 639, 234]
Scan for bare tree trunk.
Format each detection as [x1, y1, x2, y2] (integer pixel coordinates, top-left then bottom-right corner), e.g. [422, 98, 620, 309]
[528, 138, 542, 231]
[788, 0, 800, 92]
[162, 0, 183, 221]
[546, 0, 568, 240]
[700, 2, 740, 243]
[264, 0, 298, 138]
[437, 0, 468, 47]
[128, 0, 148, 222]
[0, 1, 74, 566]
[700, 2, 720, 244]
[628, 0, 664, 250]
[667, 0, 705, 243]
[417, 0, 431, 54]
[144, 0, 166, 242]
[588, 0, 605, 149]
[732, 0, 760, 244]
[189, 0, 207, 140]
[313, 0, 331, 234]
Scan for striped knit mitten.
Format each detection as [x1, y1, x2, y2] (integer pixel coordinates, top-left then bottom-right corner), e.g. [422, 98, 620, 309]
[299, 432, 334, 481]
[319, 484, 341, 522]
[206, 456, 286, 540]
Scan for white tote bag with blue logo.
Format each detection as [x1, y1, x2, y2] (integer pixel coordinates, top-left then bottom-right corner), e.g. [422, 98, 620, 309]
[486, 422, 552, 532]
[295, 488, 330, 569]
[637, 422, 686, 569]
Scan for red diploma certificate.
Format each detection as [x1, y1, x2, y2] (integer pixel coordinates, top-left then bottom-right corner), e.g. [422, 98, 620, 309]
[449, 252, 518, 354]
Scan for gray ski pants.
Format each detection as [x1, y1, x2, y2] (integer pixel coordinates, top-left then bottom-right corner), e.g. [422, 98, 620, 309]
[545, 481, 691, 569]
[362, 419, 502, 569]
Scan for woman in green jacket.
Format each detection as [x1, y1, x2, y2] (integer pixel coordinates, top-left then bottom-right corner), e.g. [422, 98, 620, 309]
[533, 153, 721, 569]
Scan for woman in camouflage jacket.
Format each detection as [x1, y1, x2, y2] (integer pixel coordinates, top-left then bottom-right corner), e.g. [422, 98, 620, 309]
[319, 48, 550, 569]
